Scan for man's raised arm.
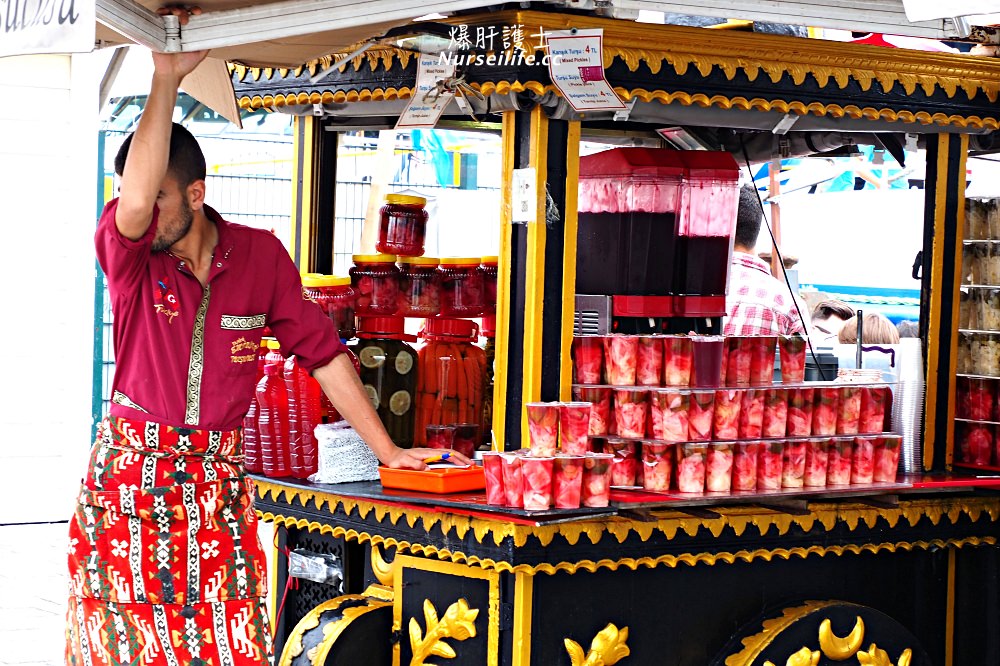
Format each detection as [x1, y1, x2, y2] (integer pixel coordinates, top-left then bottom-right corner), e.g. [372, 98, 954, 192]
[115, 49, 207, 240]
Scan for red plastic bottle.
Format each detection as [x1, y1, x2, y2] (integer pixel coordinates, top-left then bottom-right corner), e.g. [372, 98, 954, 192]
[242, 339, 269, 474]
[284, 355, 321, 478]
[257, 340, 290, 478]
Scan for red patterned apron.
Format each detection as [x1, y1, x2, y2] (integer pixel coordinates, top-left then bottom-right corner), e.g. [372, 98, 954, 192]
[66, 417, 272, 665]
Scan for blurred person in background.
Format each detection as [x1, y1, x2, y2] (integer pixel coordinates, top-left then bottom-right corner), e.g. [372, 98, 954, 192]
[838, 312, 901, 345]
[896, 320, 920, 338]
[725, 184, 809, 335]
[810, 299, 856, 344]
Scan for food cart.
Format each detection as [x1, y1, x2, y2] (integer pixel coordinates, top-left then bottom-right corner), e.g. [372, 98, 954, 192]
[228, 10, 1000, 665]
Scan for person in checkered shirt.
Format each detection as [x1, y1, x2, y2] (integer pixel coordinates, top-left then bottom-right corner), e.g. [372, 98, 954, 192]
[724, 185, 809, 336]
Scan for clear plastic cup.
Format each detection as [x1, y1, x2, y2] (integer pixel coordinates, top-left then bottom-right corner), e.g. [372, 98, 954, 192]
[573, 336, 605, 384]
[738, 389, 764, 439]
[676, 442, 708, 493]
[812, 386, 840, 436]
[604, 335, 639, 385]
[851, 436, 875, 484]
[762, 388, 788, 438]
[649, 389, 690, 442]
[713, 389, 742, 440]
[778, 335, 807, 383]
[836, 385, 862, 435]
[804, 437, 830, 487]
[574, 386, 612, 437]
[500, 452, 524, 508]
[453, 423, 479, 459]
[582, 453, 614, 507]
[553, 455, 585, 509]
[691, 336, 725, 388]
[604, 438, 639, 486]
[757, 440, 784, 490]
[827, 437, 854, 485]
[781, 439, 807, 489]
[689, 390, 715, 441]
[426, 424, 456, 450]
[482, 451, 505, 505]
[636, 336, 663, 386]
[526, 402, 560, 457]
[641, 441, 673, 492]
[559, 402, 592, 455]
[787, 387, 815, 437]
[750, 336, 778, 385]
[732, 441, 760, 491]
[663, 335, 694, 387]
[706, 442, 734, 492]
[724, 336, 753, 386]
[521, 457, 555, 510]
[873, 435, 902, 483]
[859, 385, 889, 434]
[613, 388, 649, 439]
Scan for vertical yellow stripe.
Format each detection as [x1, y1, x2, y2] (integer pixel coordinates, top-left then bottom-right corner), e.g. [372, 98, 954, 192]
[945, 547, 956, 666]
[493, 112, 517, 451]
[560, 121, 581, 402]
[945, 135, 969, 467]
[269, 536, 280, 630]
[521, 106, 549, 448]
[292, 116, 317, 271]
[512, 572, 534, 666]
[924, 134, 950, 471]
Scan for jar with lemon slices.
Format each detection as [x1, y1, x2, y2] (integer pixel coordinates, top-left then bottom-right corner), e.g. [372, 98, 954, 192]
[350, 316, 418, 447]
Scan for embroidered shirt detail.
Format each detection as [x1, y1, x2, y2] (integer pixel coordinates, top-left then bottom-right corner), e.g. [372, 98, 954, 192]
[220, 314, 266, 331]
[184, 286, 212, 425]
[154, 278, 180, 324]
[112, 390, 148, 414]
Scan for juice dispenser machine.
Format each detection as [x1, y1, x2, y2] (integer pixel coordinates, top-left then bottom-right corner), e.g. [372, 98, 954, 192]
[575, 148, 740, 334]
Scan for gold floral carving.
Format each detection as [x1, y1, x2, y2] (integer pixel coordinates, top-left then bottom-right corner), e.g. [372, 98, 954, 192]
[408, 598, 479, 666]
[565, 624, 631, 666]
[818, 616, 865, 659]
[371, 543, 395, 587]
[857, 644, 912, 666]
[278, 595, 389, 666]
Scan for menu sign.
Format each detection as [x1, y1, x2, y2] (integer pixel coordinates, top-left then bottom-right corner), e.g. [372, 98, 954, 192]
[0, 0, 95, 57]
[395, 55, 456, 129]
[546, 28, 624, 112]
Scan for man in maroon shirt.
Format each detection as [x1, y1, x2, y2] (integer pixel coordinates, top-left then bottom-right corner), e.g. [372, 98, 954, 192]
[67, 47, 468, 664]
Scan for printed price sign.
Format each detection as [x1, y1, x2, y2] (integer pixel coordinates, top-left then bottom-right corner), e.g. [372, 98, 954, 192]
[546, 28, 625, 112]
[511, 168, 537, 224]
[396, 55, 457, 129]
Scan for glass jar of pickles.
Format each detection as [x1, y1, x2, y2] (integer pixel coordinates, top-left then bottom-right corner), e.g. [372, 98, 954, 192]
[438, 257, 485, 317]
[414, 318, 487, 447]
[397, 256, 441, 317]
[479, 256, 498, 314]
[377, 194, 428, 257]
[350, 254, 401, 316]
[351, 316, 418, 447]
[302, 274, 356, 340]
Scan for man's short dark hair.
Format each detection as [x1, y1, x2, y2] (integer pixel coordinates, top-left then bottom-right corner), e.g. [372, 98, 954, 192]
[735, 184, 763, 249]
[811, 299, 855, 322]
[114, 122, 206, 187]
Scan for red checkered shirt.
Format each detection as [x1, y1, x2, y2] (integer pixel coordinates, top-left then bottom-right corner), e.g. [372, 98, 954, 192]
[724, 252, 808, 336]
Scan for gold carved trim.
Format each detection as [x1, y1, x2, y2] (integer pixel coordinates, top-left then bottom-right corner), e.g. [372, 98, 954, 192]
[254, 480, 1000, 549]
[230, 47, 415, 82]
[371, 543, 396, 587]
[278, 594, 389, 666]
[817, 617, 865, 660]
[408, 598, 479, 666]
[565, 623, 631, 666]
[257, 510, 995, 576]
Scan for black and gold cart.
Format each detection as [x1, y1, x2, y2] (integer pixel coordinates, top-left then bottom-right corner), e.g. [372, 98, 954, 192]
[232, 11, 1000, 664]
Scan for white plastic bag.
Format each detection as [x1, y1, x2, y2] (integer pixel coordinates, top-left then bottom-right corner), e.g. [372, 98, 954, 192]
[309, 421, 380, 484]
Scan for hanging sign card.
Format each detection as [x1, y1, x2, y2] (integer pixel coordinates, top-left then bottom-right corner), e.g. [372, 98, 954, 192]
[546, 28, 625, 112]
[396, 55, 456, 129]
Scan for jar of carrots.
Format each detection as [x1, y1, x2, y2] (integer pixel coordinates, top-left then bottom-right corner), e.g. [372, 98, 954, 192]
[414, 317, 488, 447]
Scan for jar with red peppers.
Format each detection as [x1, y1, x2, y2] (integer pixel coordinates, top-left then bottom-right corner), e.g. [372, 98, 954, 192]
[479, 256, 498, 314]
[377, 194, 428, 257]
[302, 274, 356, 340]
[414, 318, 487, 447]
[397, 256, 441, 317]
[350, 254, 401, 316]
[438, 257, 485, 317]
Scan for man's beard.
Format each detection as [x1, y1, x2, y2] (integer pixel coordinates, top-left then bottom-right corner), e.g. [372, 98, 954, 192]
[152, 199, 194, 252]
